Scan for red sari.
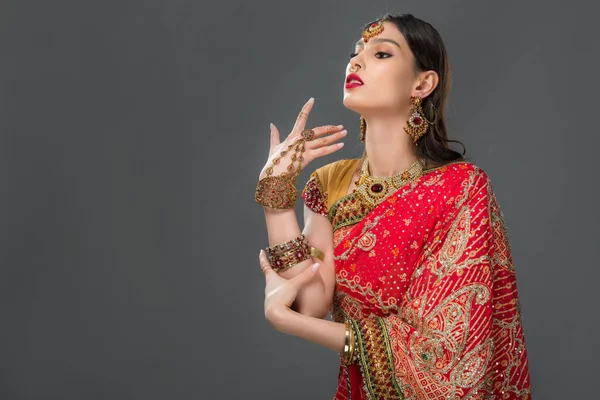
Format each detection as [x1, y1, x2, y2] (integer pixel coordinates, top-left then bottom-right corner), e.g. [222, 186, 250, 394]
[302, 159, 531, 399]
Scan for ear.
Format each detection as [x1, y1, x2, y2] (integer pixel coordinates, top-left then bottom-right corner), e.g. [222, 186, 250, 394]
[413, 70, 439, 99]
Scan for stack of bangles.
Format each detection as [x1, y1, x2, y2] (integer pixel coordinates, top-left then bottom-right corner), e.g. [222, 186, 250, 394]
[342, 320, 359, 365]
[265, 234, 325, 273]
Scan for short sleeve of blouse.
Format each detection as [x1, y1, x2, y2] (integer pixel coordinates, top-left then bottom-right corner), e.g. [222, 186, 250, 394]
[301, 170, 329, 217]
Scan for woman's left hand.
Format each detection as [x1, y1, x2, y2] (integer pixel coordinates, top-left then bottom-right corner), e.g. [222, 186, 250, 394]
[259, 249, 321, 331]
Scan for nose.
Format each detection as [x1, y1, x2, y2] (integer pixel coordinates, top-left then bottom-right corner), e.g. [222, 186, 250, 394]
[349, 53, 362, 72]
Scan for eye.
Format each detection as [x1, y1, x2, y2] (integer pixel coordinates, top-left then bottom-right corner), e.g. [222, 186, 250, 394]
[349, 51, 391, 59]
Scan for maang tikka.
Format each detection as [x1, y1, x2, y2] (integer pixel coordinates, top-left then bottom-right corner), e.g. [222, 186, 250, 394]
[362, 20, 384, 43]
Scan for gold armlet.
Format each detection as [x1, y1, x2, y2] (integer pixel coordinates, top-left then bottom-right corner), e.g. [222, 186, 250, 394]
[310, 246, 324, 262]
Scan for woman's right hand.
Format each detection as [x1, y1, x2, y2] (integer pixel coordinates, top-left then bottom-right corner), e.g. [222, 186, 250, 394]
[258, 97, 347, 181]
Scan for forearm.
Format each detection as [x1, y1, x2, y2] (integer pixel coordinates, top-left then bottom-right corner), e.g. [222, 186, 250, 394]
[263, 207, 330, 317]
[277, 310, 346, 353]
[263, 207, 302, 245]
[263, 207, 315, 277]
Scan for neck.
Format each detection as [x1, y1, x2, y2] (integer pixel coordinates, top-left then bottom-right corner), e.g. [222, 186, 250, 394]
[363, 114, 418, 177]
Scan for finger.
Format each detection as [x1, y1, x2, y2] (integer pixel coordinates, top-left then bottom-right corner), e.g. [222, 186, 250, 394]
[259, 250, 275, 278]
[269, 123, 280, 149]
[290, 97, 314, 137]
[291, 262, 321, 288]
[305, 129, 347, 149]
[300, 124, 344, 142]
[307, 142, 345, 158]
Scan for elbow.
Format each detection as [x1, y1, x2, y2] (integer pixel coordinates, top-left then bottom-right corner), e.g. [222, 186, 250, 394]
[312, 308, 330, 320]
[306, 308, 330, 320]
[309, 299, 333, 319]
[293, 302, 331, 319]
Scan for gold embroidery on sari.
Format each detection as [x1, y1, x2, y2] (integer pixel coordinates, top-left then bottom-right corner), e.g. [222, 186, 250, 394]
[357, 232, 377, 252]
[350, 317, 405, 399]
[451, 338, 495, 388]
[405, 283, 492, 380]
[333, 181, 421, 262]
[336, 275, 401, 314]
[332, 164, 531, 399]
[333, 225, 354, 248]
[329, 193, 370, 231]
[431, 204, 491, 282]
[488, 182, 515, 272]
[332, 289, 365, 322]
[334, 214, 385, 262]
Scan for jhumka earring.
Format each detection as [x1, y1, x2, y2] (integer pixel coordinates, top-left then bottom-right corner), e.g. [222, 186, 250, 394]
[403, 96, 433, 144]
[359, 116, 366, 142]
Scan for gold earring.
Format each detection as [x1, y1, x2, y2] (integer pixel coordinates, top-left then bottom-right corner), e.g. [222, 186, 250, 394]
[403, 96, 432, 144]
[359, 116, 366, 142]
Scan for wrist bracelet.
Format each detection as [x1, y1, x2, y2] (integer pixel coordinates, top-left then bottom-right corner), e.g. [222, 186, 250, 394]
[266, 234, 311, 273]
[255, 137, 307, 209]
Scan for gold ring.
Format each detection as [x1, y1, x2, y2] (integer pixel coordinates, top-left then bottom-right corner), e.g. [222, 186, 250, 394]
[260, 262, 270, 274]
[298, 112, 308, 119]
[301, 129, 315, 141]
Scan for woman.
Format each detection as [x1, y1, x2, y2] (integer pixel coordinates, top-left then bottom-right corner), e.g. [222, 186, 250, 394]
[255, 14, 531, 399]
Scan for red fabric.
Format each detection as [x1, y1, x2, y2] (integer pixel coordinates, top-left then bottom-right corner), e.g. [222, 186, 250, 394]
[324, 162, 531, 399]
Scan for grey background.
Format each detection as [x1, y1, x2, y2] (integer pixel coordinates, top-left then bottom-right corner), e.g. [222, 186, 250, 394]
[1, 0, 598, 399]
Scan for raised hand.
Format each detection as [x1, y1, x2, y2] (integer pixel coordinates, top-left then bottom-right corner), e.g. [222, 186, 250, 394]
[258, 97, 347, 181]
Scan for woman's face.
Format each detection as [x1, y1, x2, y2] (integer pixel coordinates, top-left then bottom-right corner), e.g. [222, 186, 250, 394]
[343, 21, 418, 114]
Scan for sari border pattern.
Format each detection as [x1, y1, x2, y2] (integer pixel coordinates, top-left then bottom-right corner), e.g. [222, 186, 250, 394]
[350, 316, 405, 399]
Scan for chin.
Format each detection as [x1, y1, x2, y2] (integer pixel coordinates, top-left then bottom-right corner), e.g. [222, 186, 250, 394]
[342, 93, 366, 114]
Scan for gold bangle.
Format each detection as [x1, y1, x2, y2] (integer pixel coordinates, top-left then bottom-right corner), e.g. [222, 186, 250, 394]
[342, 320, 351, 365]
[348, 322, 356, 364]
[310, 246, 324, 262]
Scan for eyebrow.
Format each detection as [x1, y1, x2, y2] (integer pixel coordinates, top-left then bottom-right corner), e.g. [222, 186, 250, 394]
[355, 38, 401, 49]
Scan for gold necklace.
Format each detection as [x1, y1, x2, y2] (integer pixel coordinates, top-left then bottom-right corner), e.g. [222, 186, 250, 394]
[353, 157, 425, 207]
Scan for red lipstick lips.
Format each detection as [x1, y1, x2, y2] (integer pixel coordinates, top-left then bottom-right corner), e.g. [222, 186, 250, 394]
[345, 73, 364, 89]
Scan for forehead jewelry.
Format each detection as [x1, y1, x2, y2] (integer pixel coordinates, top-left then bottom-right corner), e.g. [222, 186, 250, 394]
[362, 20, 384, 43]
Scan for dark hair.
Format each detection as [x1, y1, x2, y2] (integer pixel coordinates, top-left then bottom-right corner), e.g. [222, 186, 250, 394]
[359, 13, 466, 169]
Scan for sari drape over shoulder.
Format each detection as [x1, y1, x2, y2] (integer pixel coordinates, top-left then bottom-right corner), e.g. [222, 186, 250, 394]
[301, 159, 531, 400]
